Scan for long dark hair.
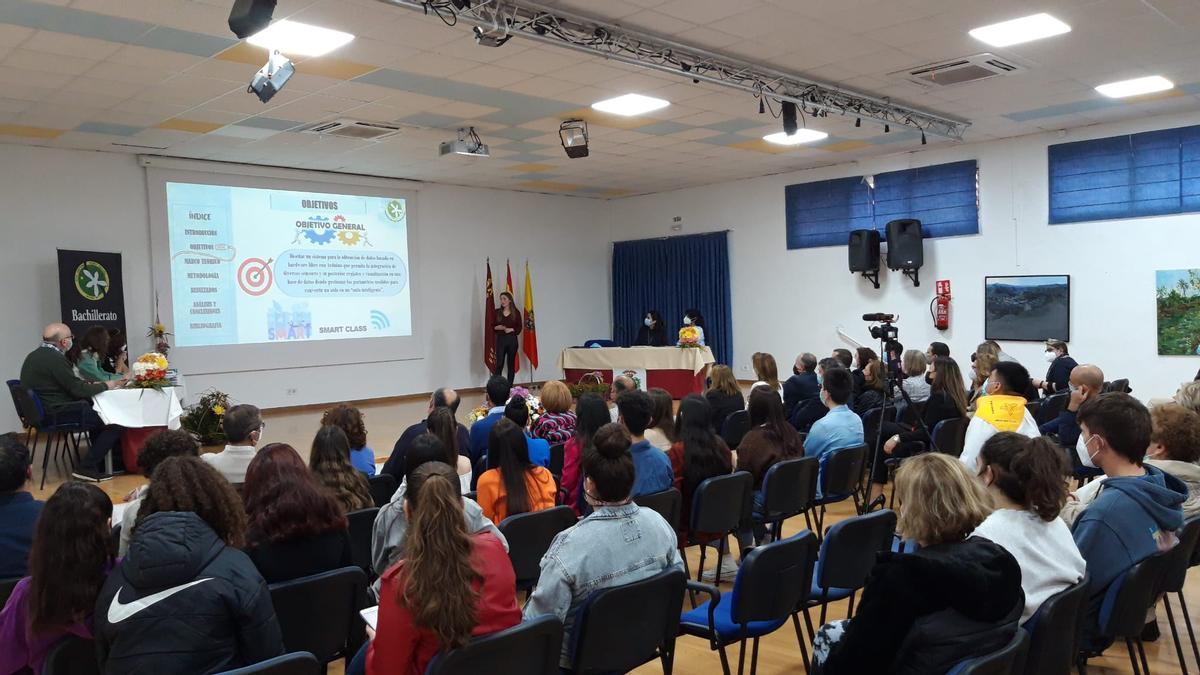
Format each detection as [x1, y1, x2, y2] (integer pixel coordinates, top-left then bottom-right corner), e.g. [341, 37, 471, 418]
[66, 325, 109, 365]
[27, 482, 112, 633]
[310, 425, 373, 513]
[583, 424, 635, 502]
[747, 387, 802, 457]
[402, 462, 481, 650]
[979, 433, 1069, 522]
[574, 393, 610, 448]
[244, 443, 347, 546]
[645, 310, 663, 330]
[426, 407, 460, 463]
[488, 418, 535, 517]
[137, 456, 246, 546]
[674, 394, 730, 495]
[499, 291, 515, 314]
[647, 388, 676, 443]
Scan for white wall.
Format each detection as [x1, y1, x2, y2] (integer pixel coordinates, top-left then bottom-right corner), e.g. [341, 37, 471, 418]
[0, 144, 611, 432]
[606, 110, 1200, 401]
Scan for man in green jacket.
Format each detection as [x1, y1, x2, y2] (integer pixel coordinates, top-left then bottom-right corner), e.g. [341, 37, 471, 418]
[19, 323, 125, 481]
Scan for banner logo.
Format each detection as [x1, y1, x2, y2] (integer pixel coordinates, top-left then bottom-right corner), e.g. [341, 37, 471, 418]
[74, 260, 110, 301]
[385, 199, 405, 222]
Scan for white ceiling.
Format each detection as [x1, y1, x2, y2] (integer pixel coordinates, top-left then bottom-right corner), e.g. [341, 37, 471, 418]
[0, 0, 1198, 197]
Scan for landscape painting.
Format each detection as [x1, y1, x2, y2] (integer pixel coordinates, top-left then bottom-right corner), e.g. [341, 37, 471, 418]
[985, 275, 1070, 342]
[1156, 268, 1200, 356]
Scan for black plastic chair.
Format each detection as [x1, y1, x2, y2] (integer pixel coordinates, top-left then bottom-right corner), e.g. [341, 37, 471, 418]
[111, 522, 122, 553]
[42, 635, 99, 675]
[216, 651, 323, 675]
[683, 472, 753, 589]
[425, 613, 563, 675]
[367, 473, 397, 507]
[1158, 516, 1200, 672]
[498, 505, 577, 592]
[721, 410, 751, 449]
[269, 566, 366, 669]
[548, 443, 565, 479]
[1025, 399, 1041, 419]
[346, 507, 379, 577]
[1106, 378, 1131, 394]
[1088, 551, 1172, 675]
[570, 568, 687, 674]
[1024, 575, 1089, 674]
[0, 576, 19, 607]
[1037, 392, 1070, 426]
[8, 380, 87, 489]
[931, 417, 969, 457]
[810, 444, 868, 535]
[945, 628, 1030, 675]
[760, 456, 818, 541]
[681, 530, 819, 675]
[634, 488, 682, 529]
[805, 509, 897, 632]
[471, 455, 489, 491]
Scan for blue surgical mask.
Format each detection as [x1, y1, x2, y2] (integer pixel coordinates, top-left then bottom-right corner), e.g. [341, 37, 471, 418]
[816, 372, 824, 387]
[644, 317, 653, 327]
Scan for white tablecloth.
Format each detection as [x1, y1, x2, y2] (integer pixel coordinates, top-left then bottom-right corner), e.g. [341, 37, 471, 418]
[93, 387, 184, 430]
[557, 346, 715, 375]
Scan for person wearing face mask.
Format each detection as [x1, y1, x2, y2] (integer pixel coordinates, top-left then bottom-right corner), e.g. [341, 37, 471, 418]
[633, 310, 668, 347]
[19, 323, 127, 481]
[1039, 364, 1104, 449]
[791, 357, 839, 432]
[960, 361, 1040, 472]
[677, 308, 706, 346]
[803, 368, 864, 498]
[783, 352, 819, 418]
[1064, 393, 1185, 652]
[1031, 339, 1077, 396]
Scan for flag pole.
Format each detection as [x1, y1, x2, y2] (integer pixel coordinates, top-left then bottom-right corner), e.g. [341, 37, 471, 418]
[527, 258, 535, 387]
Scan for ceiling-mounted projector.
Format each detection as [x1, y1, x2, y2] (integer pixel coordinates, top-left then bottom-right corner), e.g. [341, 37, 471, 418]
[439, 127, 490, 158]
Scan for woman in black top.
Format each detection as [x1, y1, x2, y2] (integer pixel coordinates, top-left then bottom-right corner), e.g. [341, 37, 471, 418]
[634, 310, 668, 346]
[243, 443, 353, 583]
[704, 364, 745, 433]
[1032, 339, 1078, 396]
[493, 291, 522, 386]
[853, 358, 886, 415]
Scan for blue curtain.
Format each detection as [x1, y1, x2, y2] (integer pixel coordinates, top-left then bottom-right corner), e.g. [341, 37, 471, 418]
[612, 231, 733, 366]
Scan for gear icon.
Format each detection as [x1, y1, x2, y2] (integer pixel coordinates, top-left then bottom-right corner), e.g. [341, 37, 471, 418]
[338, 230, 362, 246]
[303, 229, 336, 245]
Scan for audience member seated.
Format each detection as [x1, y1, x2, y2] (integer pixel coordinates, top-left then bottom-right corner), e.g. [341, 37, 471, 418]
[1067, 394, 1185, 652]
[102, 329, 126, 376]
[926, 341, 950, 362]
[750, 351, 783, 399]
[425, 407, 473, 492]
[811, 454, 1022, 674]
[895, 349, 931, 406]
[0, 482, 112, 674]
[243, 443, 353, 584]
[504, 396, 551, 468]
[524, 424, 683, 666]
[784, 352, 819, 417]
[119, 429, 199, 555]
[310, 425, 374, 513]
[851, 347, 878, 396]
[323, 403, 376, 476]
[668, 395, 734, 579]
[530, 380, 577, 444]
[96, 457, 284, 672]
[0, 434, 42, 578]
[967, 351, 998, 407]
[20, 322, 125, 480]
[619, 389, 674, 497]
[349, 462, 520, 675]
[562, 394, 609, 515]
[608, 375, 635, 423]
[960, 361, 1039, 470]
[200, 403, 262, 484]
[735, 386, 803, 550]
[972, 433, 1086, 623]
[1033, 339, 1078, 396]
[852, 358, 886, 416]
[66, 325, 127, 382]
[644, 387, 677, 452]
[1174, 380, 1200, 415]
[1039, 364, 1104, 448]
[468, 376, 512, 464]
[832, 348, 853, 370]
[384, 388, 470, 481]
[704, 365, 745, 435]
[792, 357, 840, 432]
[804, 368, 864, 498]
[476, 419, 556, 526]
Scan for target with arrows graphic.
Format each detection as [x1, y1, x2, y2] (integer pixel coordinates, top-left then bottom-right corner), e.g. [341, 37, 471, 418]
[237, 257, 274, 296]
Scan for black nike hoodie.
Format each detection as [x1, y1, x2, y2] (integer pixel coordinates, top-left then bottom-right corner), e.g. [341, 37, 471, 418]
[94, 511, 284, 674]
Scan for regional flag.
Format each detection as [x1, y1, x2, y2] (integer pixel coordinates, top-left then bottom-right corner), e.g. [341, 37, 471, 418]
[506, 259, 520, 373]
[483, 259, 496, 371]
[522, 261, 539, 369]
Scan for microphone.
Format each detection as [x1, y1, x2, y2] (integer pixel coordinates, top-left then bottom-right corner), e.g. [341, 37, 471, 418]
[862, 313, 896, 322]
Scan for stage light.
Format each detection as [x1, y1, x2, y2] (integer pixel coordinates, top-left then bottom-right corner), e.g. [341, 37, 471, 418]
[559, 119, 589, 158]
[921, 130, 927, 145]
[759, 99, 765, 114]
[246, 19, 354, 57]
[247, 50, 294, 103]
[450, 0, 472, 8]
[781, 101, 798, 135]
[473, 25, 512, 47]
[969, 13, 1070, 48]
[591, 94, 669, 117]
[884, 124, 890, 133]
[763, 129, 827, 145]
[229, 0, 276, 39]
[855, 117, 861, 127]
[1095, 75, 1174, 98]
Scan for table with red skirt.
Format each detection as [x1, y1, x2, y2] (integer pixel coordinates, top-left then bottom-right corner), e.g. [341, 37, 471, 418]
[92, 387, 185, 474]
[557, 346, 715, 399]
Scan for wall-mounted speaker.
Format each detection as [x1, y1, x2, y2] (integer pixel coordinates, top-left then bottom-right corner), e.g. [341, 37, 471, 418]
[885, 218, 923, 286]
[849, 229, 881, 289]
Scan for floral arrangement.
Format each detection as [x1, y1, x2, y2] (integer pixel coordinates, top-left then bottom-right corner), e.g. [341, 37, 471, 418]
[148, 294, 172, 356]
[181, 389, 231, 446]
[568, 371, 610, 399]
[129, 352, 170, 389]
[466, 386, 546, 426]
[467, 403, 491, 425]
[678, 326, 702, 348]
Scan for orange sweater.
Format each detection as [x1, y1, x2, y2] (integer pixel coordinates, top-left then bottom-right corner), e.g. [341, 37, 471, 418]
[475, 466, 558, 525]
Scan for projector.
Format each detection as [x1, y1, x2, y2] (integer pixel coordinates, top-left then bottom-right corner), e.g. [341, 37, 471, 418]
[248, 51, 293, 103]
[439, 128, 490, 158]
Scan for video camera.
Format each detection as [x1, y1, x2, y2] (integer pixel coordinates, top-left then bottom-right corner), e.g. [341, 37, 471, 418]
[863, 313, 899, 341]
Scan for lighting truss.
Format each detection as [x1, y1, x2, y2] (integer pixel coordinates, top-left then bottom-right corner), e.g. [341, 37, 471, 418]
[373, 0, 970, 140]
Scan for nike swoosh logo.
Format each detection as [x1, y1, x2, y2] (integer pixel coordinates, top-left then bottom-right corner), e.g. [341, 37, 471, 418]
[107, 578, 213, 624]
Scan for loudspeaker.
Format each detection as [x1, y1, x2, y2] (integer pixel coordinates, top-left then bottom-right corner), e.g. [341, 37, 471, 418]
[886, 219, 923, 270]
[228, 0, 277, 39]
[848, 229, 880, 273]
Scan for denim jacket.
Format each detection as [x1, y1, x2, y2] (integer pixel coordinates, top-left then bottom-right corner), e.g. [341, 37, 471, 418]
[522, 502, 683, 664]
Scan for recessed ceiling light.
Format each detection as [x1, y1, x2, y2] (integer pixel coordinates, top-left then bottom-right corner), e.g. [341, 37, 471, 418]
[763, 129, 828, 145]
[591, 94, 670, 117]
[968, 13, 1071, 47]
[247, 20, 355, 57]
[1095, 75, 1174, 98]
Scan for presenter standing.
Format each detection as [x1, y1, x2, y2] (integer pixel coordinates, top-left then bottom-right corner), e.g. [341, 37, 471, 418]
[493, 292, 522, 386]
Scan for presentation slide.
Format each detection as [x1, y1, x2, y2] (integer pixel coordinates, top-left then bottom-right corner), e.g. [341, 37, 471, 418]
[166, 182, 412, 348]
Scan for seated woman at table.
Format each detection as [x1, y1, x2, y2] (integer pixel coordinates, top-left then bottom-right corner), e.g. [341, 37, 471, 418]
[119, 429, 199, 555]
[634, 310, 669, 346]
[68, 325, 127, 382]
[677, 308, 706, 346]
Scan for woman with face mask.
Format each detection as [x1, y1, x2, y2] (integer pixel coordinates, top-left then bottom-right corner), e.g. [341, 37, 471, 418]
[633, 310, 668, 347]
[677, 308, 706, 346]
[1032, 339, 1077, 397]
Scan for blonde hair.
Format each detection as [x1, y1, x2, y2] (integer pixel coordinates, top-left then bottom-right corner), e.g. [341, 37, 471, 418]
[540, 381, 572, 414]
[973, 352, 998, 389]
[901, 350, 927, 378]
[708, 365, 741, 397]
[975, 342, 1000, 360]
[751, 352, 781, 392]
[894, 453, 992, 546]
[862, 360, 885, 392]
[1175, 381, 1200, 415]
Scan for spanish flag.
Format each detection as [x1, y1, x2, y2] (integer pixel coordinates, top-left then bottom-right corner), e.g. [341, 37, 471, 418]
[522, 261, 538, 369]
[506, 259, 520, 374]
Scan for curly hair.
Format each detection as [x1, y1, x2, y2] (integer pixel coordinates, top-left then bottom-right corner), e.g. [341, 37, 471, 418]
[1151, 403, 1200, 463]
[137, 429, 200, 475]
[244, 443, 348, 547]
[28, 482, 113, 633]
[322, 403, 368, 449]
[136, 456, 247, 547]
[310, 425, 373, 513]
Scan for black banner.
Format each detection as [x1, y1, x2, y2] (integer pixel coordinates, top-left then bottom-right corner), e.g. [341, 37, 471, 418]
[57, 249, 127, 338]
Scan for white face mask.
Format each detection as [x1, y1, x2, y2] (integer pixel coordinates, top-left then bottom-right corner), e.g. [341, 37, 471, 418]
[1044, 350, 1057, 363]
[1076, 434, 1099, 468]
[682, 316, 692, 326]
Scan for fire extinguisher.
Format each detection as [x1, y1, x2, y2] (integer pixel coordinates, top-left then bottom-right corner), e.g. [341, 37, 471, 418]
[931, 279, 951, 330]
